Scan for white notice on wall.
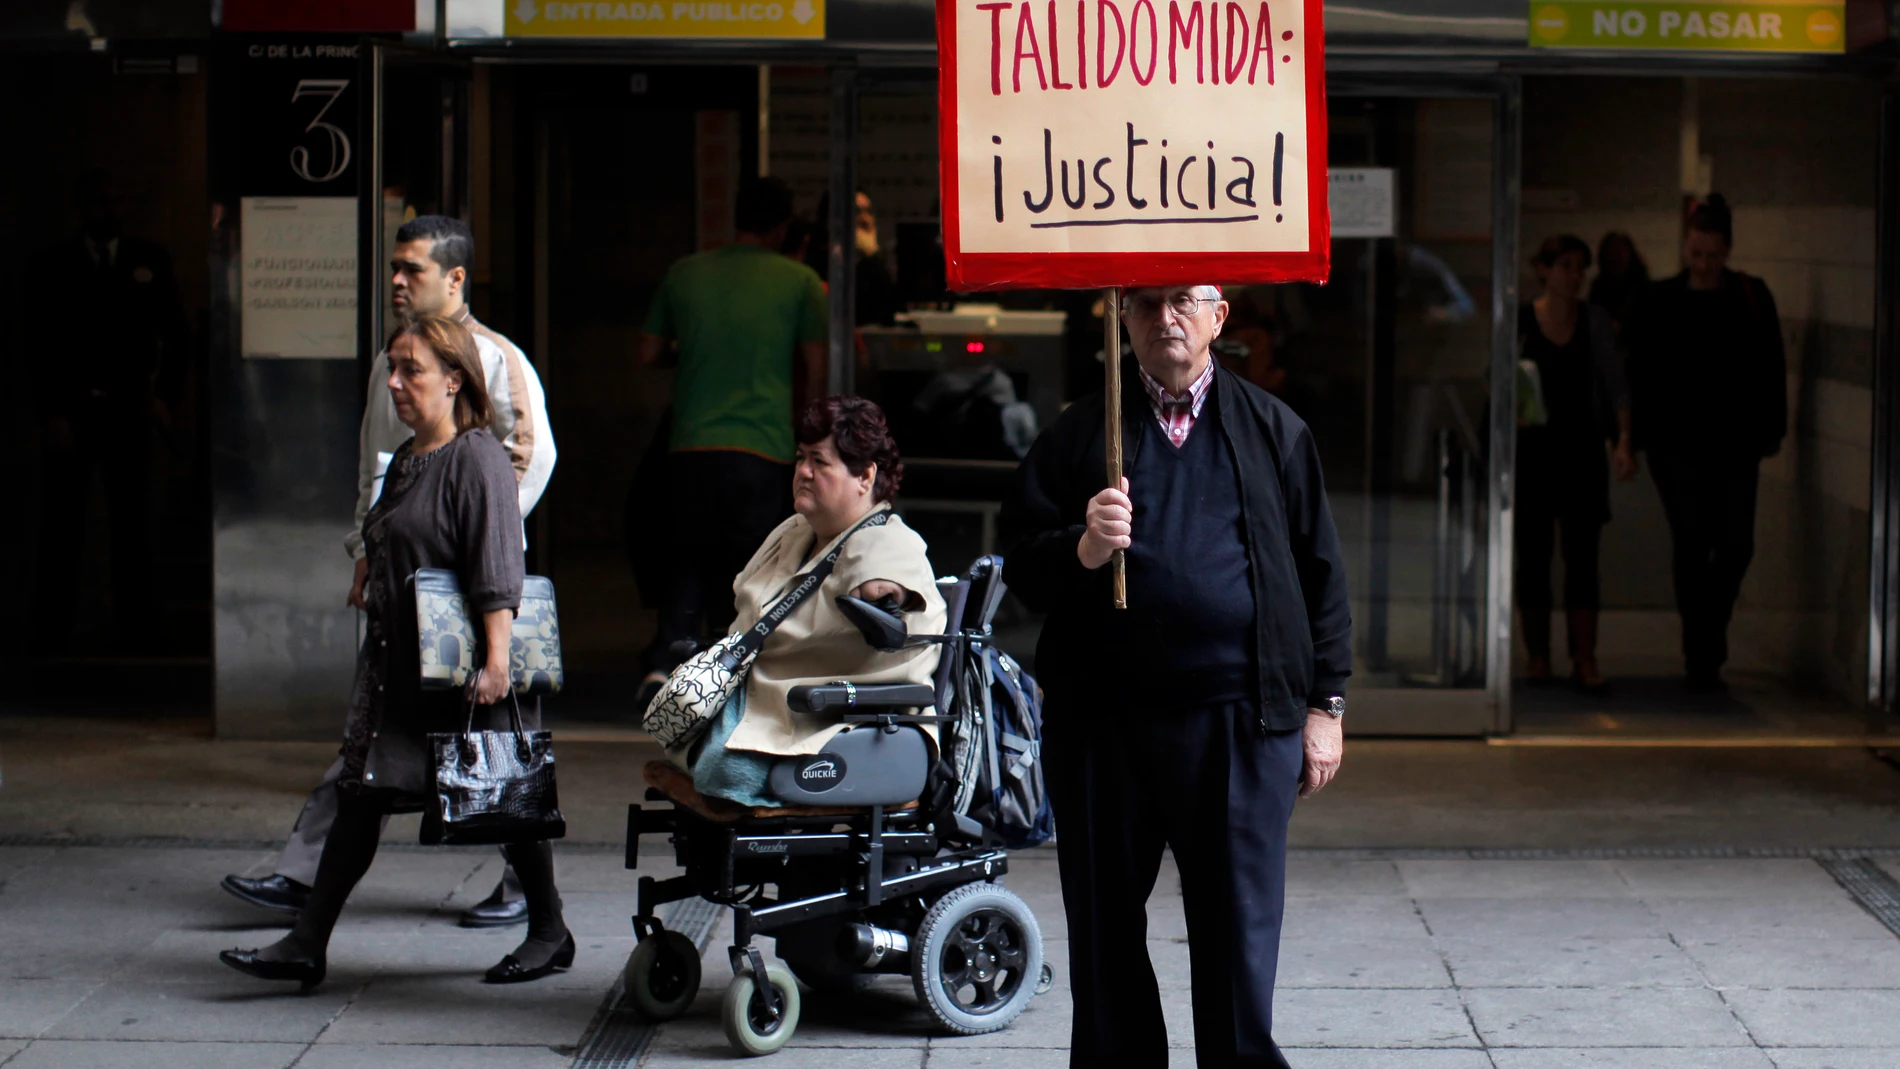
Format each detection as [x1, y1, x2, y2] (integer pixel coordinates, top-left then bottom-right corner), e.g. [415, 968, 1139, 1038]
[241, 196, 357, 359]
[1329, 168, 1395, 239]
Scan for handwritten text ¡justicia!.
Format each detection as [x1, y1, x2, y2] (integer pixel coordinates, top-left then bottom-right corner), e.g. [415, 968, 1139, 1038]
[975, 0, 1294, 95]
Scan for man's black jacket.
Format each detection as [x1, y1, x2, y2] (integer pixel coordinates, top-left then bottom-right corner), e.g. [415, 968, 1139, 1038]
[1005, 360, 1352, 731]
[1624, 268, 1787, 459]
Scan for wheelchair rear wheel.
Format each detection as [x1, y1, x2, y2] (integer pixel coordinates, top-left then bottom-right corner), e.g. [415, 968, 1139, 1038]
[722, 961, 801, 1056]
[910, 882, 1043, 1035]
[625, 931, 701, 1022]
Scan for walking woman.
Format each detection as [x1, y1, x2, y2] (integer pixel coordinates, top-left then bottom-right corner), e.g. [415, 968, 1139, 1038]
[222, 315, 570, 989]
[1518, 235, 1634, 692]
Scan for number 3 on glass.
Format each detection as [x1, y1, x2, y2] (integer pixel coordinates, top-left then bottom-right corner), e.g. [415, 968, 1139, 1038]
[290, 78, 352, 183]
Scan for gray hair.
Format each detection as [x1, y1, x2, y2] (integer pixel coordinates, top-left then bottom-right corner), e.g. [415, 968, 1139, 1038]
[1194, 284, 1222, 300]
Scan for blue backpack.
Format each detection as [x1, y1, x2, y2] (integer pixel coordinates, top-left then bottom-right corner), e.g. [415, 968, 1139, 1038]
[935, 557, 1055, 850]
[973, 645, 1054, 849]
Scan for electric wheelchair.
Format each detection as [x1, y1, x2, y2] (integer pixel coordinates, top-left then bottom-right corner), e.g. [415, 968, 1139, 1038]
[621, 555, 1050, 1056]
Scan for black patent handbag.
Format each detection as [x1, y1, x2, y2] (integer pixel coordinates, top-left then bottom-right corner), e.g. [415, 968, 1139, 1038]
[421, 670, 567, 846]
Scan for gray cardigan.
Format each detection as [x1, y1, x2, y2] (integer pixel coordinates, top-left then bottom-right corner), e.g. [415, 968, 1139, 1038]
[360, 428, 528, 795]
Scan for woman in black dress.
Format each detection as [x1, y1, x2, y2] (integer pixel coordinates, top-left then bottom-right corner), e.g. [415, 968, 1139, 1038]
[1518, 235, 1634, 692]
[221, 315, 571, 989]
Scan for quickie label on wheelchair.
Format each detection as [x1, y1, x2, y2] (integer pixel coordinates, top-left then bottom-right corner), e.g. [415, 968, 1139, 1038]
[796, 753, 845, 791]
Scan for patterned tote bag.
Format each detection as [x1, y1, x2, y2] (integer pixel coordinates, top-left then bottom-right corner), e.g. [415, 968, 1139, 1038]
[642, 509, 892, 749]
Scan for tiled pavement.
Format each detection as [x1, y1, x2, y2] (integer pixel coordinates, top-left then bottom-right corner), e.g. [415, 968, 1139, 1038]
[643, 853, 1900, 1069]
[1, 843, 1897, 1067]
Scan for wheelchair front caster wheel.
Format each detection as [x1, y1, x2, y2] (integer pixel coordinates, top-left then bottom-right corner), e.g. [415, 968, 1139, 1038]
[721, 961, 801, 1056]
[1035, 961, 1055, 996]
[625, 930, 701, 1022]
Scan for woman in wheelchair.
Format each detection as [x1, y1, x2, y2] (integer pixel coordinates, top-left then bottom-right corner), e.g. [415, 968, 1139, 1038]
[678, 395, 946, 807]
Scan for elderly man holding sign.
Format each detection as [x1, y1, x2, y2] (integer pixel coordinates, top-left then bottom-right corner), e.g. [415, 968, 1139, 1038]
[1007, 282, 1350, 1067]
[942, 0, 1337, 1058]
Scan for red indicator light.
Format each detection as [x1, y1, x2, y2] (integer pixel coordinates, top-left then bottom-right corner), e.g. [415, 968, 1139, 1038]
[966, 341, 985, 353]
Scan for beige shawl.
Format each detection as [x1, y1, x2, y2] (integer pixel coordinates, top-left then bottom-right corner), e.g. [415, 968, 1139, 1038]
[721, 511, 947, 757]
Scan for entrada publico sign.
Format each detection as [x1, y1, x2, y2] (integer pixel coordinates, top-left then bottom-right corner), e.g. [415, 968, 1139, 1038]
[1530, 1, 1846, 52]
[936, 0, 1331, 290]
[505, 0, 824, 38]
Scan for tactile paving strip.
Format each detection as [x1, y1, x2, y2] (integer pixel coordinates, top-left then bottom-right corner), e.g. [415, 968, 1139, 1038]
[570, 895, 723, 1069]
[1819, 857, 1900, 940]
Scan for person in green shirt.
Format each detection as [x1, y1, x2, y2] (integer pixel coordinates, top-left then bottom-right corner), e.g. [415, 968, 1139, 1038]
[636, 177, 829, 692]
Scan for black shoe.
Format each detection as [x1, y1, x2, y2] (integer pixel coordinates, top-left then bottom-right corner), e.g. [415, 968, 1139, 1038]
[460, 893, 529, 928]
[221, 874, 310, 916]
[483, 931, 576, 984]
[220, 947, 326, 992]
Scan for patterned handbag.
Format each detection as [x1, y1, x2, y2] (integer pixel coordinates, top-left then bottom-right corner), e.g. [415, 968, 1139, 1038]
[643, 509, 893, 749]
[421, 672, 566, 845]
[413, 570, 564, 696]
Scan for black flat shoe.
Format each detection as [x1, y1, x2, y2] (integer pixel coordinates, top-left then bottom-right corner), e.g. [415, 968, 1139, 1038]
[220, 948, 326, 992]
[484, 931, 575, 984]
[221, 874, 310, 916]
[460, 895, 529, 929]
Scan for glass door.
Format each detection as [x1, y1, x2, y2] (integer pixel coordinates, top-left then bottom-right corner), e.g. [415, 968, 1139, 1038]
[1243, 85, 1516, 735]
[830, 76, 1520, 735]
[369, 45, 473, 361]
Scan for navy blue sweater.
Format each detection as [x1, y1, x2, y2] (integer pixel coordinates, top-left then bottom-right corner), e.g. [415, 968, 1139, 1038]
[1105, 402, 1257, 706]
[1006, 365, 1352, 731]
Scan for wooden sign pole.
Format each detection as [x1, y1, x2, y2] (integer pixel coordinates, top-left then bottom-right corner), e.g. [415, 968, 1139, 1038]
[1104, 286, 1127, 610]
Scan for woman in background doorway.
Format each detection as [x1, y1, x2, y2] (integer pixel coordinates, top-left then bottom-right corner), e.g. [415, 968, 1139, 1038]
[1517, 235, 1635, 693]
[1590, 231, 1651, 330]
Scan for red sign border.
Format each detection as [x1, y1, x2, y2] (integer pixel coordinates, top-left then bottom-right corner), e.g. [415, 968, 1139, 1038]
[937, 0, 1330, 291]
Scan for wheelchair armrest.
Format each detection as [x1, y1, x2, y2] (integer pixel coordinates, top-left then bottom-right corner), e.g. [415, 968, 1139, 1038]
[788, 682, 937, 714]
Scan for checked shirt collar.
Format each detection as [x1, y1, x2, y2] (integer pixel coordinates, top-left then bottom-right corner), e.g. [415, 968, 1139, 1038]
[1139, 359, 1216, 447]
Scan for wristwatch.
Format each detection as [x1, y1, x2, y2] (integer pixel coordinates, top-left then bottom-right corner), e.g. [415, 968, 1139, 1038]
[1314, 696, 1345, 719]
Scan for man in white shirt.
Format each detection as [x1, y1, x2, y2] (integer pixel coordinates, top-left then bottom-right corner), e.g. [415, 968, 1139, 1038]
[222, 216, 556, 927]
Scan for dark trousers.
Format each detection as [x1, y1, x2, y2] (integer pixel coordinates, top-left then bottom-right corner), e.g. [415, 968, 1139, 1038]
[1649, 450, 1761, 675]
[273, 753, 519, 903]
[1515, 499, 1603, 660]
[33, 399, 154, 653]
[648, 450, 791, 665]
[1043, 699, 1303, 1069]
[1516, 506, 1603, 613]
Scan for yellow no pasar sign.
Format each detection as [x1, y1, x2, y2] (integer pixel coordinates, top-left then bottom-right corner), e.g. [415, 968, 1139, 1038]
[505, 0, 826, 38]
[1529, 1, 1844, 52]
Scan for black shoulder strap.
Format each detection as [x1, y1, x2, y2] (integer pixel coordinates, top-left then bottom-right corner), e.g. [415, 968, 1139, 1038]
[734, 509, 893, 659]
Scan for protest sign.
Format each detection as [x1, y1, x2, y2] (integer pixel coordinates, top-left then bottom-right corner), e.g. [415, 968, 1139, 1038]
[936, 0, 1329, 290]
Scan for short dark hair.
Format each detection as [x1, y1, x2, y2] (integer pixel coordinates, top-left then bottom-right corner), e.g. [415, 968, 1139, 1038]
[735, 177, 795, 236]
[1534, 234, 1592, 270]
[797, 396, 903, 503]
[395, 215, 474, 273]
[1687, 193, 1733, 245]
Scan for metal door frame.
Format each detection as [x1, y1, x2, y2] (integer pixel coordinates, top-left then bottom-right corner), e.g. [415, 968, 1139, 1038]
[1867, 88, 1900, 729]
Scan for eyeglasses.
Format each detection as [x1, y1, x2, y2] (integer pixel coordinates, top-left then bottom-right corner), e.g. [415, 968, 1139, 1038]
[1123, 292, 1216, 319]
